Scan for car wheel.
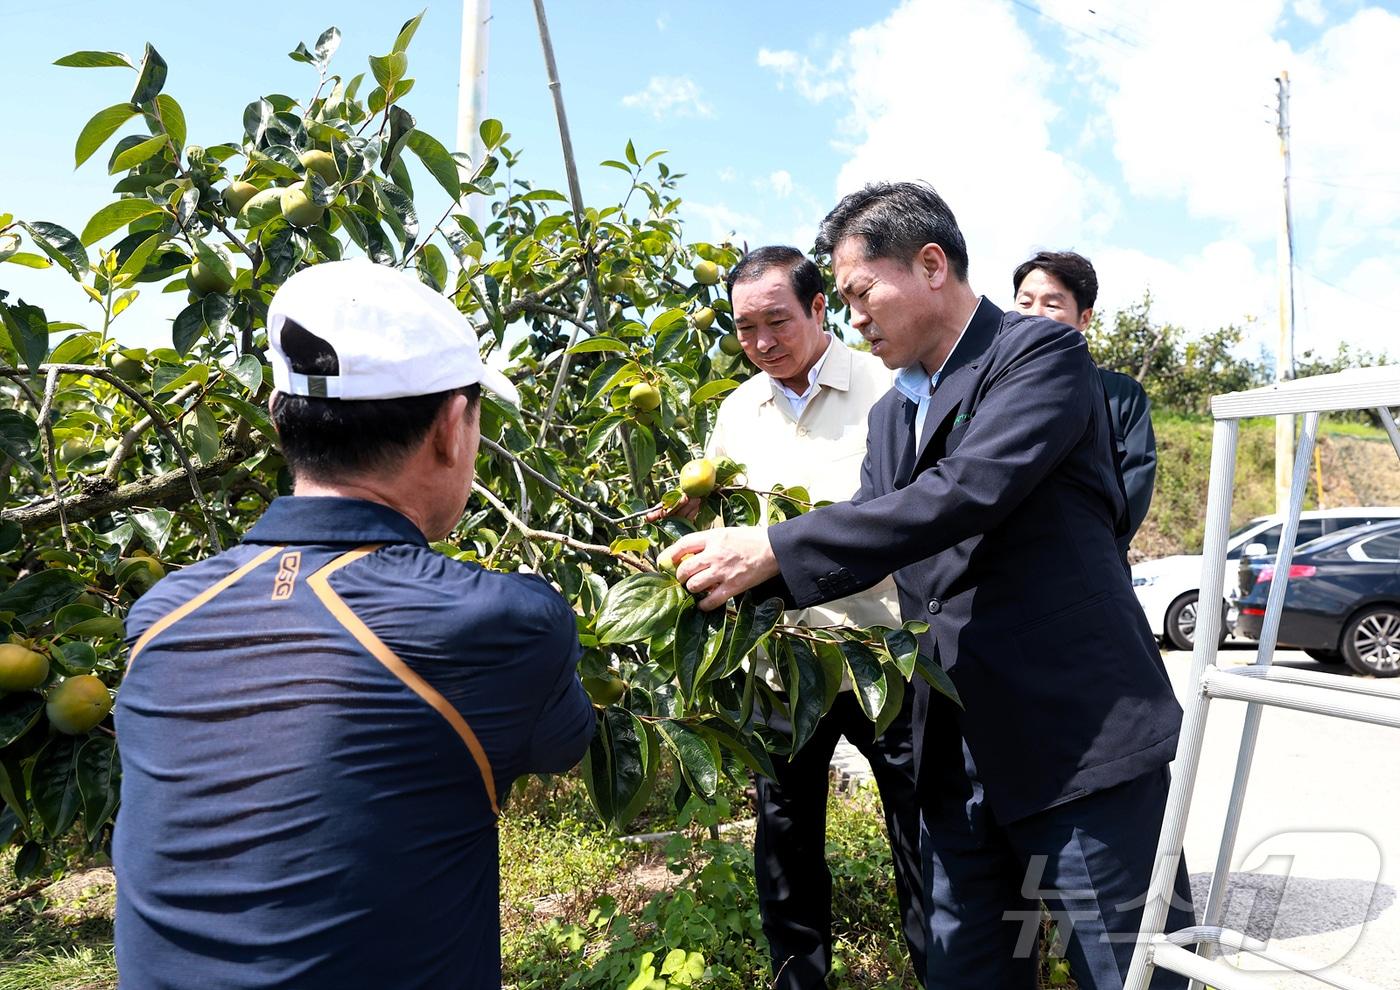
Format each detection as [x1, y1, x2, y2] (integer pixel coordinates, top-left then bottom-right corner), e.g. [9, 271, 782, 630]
[1332, 607, 1400, 677]
[1341, 606, 1400, 677]
[1304, 648, 1344, 664]
[1164, 592, 1227, 652]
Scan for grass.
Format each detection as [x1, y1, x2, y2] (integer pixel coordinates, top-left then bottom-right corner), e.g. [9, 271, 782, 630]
[0, 855, 116, 990]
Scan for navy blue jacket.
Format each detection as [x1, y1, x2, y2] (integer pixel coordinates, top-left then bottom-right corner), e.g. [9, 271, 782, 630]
[766, 299, 1180, 823]
[114, 497, 593, 989]
[1101, 368, 1157, 558]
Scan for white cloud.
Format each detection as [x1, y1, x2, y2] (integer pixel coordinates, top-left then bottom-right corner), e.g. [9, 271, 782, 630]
[717, 166, 737, 183]
[621, 76, 714, 119]
[768, 170, 794, 198]
[686, 200, 763, 246]
[1293, 0, 1327, 26]
[760, 0, 1400, 356]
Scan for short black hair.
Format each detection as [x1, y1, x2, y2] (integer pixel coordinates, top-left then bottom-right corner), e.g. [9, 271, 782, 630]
[725, 245, 824, 316]
[813, 181, 969, 281]
[1012, 251, 1098, 313]
[270, 319, 480, 481]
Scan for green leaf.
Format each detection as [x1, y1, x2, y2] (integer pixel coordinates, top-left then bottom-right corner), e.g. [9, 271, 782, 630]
[74, 103, 139, 168]
[13, 842, 45, 881]
[479, 118, 503, 150]
[227, 354, 264, 394]
[131, 508, 174, 554]
[54, 50, 133, 69]
[655, 719, 720, 798]
[0, 569, 85, 626]
[719, 595, 783, 677]
[154, 94, 186, 151]
[206, 392, 277, 442]
[56, 641, 98, 674]
[116, 230, 164, 281]
[692, 379, 740, 404]
[314, 26, 342, 64]
[80, 199, 165, 246]
[171, 294, 233, 356]
[781, 638, 827, 755]
[608, 537, 650, 555]
[595, 573, 689, 645]
[674, 603, 725, 703]
[0, 409, 40, 476]
[130, 43, 168, 104]
[840, 640, 888, 721]
[30, 737, 80, 838]
[406, 129, 460, 200]
[873, 664, 906, 737]
[21, 222, 87, 277]
[75, 736, 120, 842]
[109, 133, 169, 174]
[54, 603, 123, 639]
[567, 337, 629, 356]
[369, 51, 407, 90]
[882, 628, 919, 680]
[0, 694, 44, 749]
[416, 242, 449, 292]
[190, 236, 235, 286]
[3, 252, 51, 269]
[701, 720, 776, 779]
[914, 652, 963, 708]
[392, 10, 425, 53]
[581, 707, 650, 830]
[2, 300, 49, 372]
[627, 422, 656, 479]
[648, 307, 687, 335]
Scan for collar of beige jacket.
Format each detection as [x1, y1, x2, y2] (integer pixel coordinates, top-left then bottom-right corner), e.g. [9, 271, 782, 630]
[763, 335, 854, 407]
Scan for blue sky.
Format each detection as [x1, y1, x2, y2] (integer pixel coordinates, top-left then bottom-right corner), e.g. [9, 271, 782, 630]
[4, 0, 1398, 359]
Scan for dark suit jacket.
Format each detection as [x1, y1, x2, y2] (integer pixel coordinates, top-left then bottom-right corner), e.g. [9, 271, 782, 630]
[1101, 368, 1157, 559]
[765, 298, 1181, 824]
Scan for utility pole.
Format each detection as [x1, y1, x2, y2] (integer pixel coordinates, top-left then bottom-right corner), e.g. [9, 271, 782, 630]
[1274, 71, 1296, 513]
[457, 0, 491, 227]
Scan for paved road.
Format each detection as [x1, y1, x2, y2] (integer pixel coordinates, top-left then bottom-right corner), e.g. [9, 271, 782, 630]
[831, 644, 1400, 987]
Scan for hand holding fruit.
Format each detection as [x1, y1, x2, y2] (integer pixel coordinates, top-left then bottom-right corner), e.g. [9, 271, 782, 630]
[664, 526, 780, 611]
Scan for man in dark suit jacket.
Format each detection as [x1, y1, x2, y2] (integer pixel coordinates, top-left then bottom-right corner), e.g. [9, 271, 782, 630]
[666, 182, 1194, 989]
[1013, 250, 1157, 561]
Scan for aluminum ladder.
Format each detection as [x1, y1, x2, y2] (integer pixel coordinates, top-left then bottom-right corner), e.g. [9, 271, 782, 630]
[1125, 365, 1400, 990]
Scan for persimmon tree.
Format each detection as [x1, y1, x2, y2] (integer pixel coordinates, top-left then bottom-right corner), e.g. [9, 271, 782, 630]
[0, 15, 954, 881]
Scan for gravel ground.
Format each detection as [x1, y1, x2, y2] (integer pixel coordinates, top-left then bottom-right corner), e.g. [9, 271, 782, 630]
[830, 644, 1400, 988]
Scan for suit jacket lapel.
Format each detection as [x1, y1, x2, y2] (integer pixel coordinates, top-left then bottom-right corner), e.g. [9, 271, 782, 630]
[912, 297, 1003, 468]
[894, 396, 920, 488]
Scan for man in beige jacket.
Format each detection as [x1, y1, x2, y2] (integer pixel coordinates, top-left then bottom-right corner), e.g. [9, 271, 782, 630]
[703, 246, 926, 988]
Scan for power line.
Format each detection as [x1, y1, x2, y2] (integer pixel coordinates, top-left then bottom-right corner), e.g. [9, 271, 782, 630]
[1007, 0, 1142, 52]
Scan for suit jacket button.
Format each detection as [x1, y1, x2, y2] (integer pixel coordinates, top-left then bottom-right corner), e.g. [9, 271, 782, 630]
[927, 598, 942, 615]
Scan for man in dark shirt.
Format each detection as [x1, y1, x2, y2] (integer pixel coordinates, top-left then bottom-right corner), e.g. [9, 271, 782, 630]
[114, 260, 595, 989]
[1013, 251, 1157, 559]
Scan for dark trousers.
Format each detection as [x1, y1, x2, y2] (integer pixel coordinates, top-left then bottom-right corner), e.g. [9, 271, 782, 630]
[920, 741, 1195, 990]
[754, 690, 927, 990]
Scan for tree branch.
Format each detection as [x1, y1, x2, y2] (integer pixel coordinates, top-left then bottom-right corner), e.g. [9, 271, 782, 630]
[472, 482, 648, 572]
[1, 438, 256, 531]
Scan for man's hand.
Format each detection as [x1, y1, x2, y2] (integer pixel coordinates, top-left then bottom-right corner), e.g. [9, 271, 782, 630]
[644, 495, 703, 523]
[666, 527, 780, 611]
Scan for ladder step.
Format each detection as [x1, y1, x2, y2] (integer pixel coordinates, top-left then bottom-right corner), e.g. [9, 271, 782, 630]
[1227, 662, 1400, 701]
[1151, 931, 1386, 990]
[1201, 666, 1400, 728]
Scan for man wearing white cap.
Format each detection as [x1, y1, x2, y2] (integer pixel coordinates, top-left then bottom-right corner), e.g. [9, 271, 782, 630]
[113, 260, 595, 989]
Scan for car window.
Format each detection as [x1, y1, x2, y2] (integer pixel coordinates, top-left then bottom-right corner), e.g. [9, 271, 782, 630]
[1326, 515, 1386, 534]
[1294, 519, 1325, 546]
[1253, 525, 1283, 553]
[1358, 532, 1400, 561]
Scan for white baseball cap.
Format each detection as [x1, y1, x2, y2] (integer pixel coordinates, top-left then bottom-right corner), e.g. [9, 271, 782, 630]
[266, 259, 519, 405]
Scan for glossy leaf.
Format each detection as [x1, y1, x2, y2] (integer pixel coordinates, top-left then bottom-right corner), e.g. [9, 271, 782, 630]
[54, 50, 133, 69]
[914, 652, 963, 708]
[581, 707, 650, 830]
[840, 640, 887, 722]
[719, 595, 783, 677]
[74, 103, 139, 168]
[595, 573, 690, 645]
[80, 199, 164, 246]
[109, 133, 169, 174]
[31, 737, 80, 838]
[75, 736, 120, 842]
[0, 569, 86, 625]
[54, 603, 124, 639]
[155, 93, 186, 150]
[131, 43, 168, 104]
[674, 602, 725, 703]
[21, 222, 87, 277]
[882, 628, 920, 680]
[655, 719, 720, 798]
[0, 694, 44, 749]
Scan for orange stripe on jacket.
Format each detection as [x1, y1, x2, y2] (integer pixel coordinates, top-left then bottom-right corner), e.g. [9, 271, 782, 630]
[127, 545, 287, 671]
[306, 545, 501, 816]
